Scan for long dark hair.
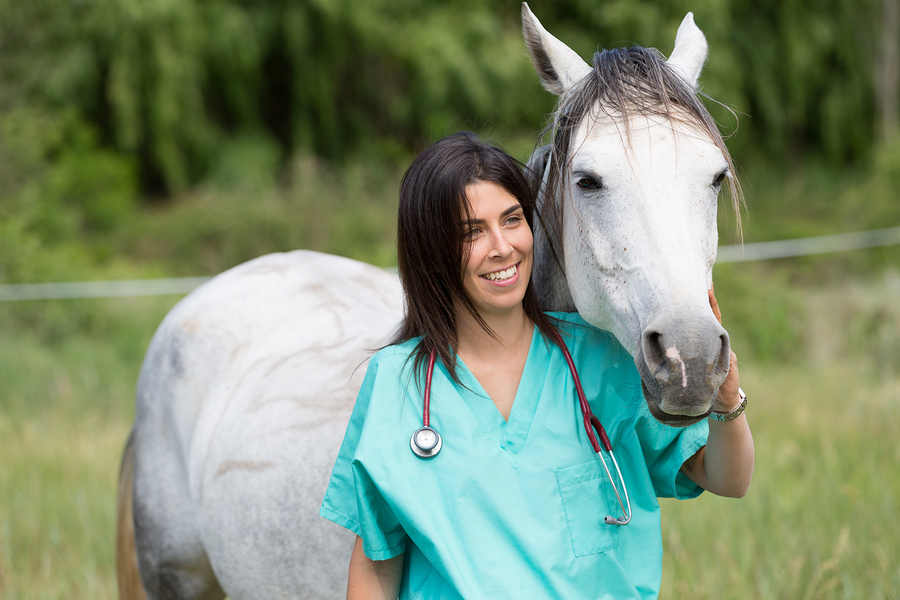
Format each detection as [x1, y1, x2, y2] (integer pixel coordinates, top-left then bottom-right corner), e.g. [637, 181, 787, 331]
[391, 132, 560, 384]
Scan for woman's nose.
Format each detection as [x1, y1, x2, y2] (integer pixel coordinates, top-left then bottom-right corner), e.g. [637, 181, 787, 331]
[487, 229, 513, 258]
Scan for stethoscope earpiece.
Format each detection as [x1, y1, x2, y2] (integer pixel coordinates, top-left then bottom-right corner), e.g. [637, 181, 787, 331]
[410, 426, 442, 459]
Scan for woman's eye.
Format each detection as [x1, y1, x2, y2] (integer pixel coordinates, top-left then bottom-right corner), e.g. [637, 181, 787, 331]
[576, 176, 602, 191]
[505, 215, 522, 225]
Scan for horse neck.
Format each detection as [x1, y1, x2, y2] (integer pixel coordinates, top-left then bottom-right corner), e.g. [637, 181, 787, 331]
[533, 218, 575, 312]
[530, 145, 575, 312]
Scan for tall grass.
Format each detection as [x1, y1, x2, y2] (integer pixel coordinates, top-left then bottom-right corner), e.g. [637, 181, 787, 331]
[661, 268, 900, 599]
[113, 154, 404, 276]
[0, 297, 178, 600]
[661, 363, 900, 599]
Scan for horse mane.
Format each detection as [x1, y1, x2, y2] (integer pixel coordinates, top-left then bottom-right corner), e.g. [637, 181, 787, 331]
[535, 45, 744, 273]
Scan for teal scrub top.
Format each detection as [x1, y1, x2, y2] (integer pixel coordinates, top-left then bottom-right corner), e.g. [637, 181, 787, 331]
[320, 312, 708, 599]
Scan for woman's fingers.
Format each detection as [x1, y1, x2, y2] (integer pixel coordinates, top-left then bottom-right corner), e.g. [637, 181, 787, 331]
[708, 285, 722, 325]
[715, 351, 741, 412]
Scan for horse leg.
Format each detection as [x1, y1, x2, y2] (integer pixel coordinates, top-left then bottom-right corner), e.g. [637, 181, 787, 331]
[131, 423, 224, 600]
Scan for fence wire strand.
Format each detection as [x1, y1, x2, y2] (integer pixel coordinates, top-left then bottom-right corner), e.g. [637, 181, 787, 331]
[2, 226, 899, 301]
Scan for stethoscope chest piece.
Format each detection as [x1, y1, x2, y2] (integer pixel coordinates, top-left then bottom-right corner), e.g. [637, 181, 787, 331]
[410, 426, 442, 459]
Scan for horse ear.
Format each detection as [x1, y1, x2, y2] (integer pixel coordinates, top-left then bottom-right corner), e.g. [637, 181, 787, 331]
[666, 13, 708, 89]
[522, 3, 592, 96]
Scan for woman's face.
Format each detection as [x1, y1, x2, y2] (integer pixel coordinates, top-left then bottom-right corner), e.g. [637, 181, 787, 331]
[459, 180, 534, 319]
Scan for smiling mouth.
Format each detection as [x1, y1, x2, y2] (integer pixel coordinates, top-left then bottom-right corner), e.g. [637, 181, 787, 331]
[481, 263, 518, 282]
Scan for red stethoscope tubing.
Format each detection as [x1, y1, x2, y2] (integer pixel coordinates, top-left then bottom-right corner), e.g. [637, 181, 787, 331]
[556, 340, 632, 524]
[557, 340, 611, 454]
[422, 349, 436, 428]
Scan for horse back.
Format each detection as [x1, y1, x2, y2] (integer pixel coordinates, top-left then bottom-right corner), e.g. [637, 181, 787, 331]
[131, 250, 403, 599]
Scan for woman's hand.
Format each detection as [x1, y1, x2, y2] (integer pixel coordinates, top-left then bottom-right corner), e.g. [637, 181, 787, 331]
[709, 286, 742, 413]
[680, 285, 755, 498]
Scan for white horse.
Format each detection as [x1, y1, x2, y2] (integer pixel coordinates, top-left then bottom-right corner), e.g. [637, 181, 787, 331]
[117, 5, 740, 599]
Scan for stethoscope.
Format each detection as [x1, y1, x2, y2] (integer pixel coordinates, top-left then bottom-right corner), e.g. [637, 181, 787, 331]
[410, 340, 633, 526]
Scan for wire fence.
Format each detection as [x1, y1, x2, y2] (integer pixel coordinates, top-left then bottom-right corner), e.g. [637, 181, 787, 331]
[0, 277, 212, 302]
[2, 226, 899, 301]
[715, 225, 900, 262]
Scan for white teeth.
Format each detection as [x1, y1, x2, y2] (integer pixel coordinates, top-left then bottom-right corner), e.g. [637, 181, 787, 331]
[482, 265, 517, 282]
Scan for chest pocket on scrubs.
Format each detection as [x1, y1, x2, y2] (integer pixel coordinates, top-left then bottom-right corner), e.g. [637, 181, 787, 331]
[555, 459, 621, 557]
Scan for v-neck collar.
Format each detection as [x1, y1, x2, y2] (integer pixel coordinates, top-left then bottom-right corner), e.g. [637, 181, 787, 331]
[454, 326, 551, 461]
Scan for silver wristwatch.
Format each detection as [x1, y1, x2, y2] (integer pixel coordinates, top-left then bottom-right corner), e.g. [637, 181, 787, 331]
[709, 387, 747, 422]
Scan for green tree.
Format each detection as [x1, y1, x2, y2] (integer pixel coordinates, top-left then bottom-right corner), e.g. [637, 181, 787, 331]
[0, 0, 892, 196]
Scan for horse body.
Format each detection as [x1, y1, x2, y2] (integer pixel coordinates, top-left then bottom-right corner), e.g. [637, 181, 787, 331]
[125, 252, 402, 599]
[119, 7, 739, 599]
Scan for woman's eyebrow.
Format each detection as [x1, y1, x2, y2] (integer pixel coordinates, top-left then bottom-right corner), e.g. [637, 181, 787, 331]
[501, 205, 525, 218]
[460, 205, 524, 226]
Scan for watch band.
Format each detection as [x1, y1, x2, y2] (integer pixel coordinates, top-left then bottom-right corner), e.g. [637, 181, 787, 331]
[709, 387, 747, 422]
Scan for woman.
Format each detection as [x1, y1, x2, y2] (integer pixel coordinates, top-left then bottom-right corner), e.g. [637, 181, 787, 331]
[319, 132, 754, 599]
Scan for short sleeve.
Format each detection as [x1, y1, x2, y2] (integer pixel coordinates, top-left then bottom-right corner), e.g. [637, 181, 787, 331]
[319, 353, 410, 560]
[349, 461, 408, 560]
[635, 407, 709, 499]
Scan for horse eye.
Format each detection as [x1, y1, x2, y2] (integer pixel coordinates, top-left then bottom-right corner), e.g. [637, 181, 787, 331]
[576, 176, 603, 191]
[712, 170, 728, 188]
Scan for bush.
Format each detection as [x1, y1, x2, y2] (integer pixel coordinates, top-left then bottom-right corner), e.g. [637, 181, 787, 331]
[0, 106, 138, 245]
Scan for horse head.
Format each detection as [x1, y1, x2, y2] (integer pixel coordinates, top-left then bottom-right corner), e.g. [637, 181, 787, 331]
[522, 3, 741, 427]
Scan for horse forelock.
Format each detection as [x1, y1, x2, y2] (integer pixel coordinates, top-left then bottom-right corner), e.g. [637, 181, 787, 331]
[538, 45, 743, 256]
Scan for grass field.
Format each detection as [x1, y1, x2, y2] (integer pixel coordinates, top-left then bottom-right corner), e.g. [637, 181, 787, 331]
[661, 362, 900, 599]
[0, 297, 177, 599]
[1, 266, 898, 599]
[661, 270, 900, 599]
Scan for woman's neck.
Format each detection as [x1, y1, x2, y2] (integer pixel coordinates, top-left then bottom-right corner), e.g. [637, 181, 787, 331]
[454, 304, 534, 421]
[455, 304, 534, 362]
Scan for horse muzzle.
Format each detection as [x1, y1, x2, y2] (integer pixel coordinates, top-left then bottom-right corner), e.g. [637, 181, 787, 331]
[634, 315, 731, 427]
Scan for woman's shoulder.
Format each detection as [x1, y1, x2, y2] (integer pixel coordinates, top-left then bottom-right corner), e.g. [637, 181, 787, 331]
[543, 312, 635, 379]
[372, 337, 418, 359]
[545, 310, 589, 328]
[352, 339, 423, 418]
[367, 337, 421, 375]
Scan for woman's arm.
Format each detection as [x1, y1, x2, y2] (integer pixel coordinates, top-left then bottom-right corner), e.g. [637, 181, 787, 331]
[347, 536, 404, 600]
[679, 288, 755, 498]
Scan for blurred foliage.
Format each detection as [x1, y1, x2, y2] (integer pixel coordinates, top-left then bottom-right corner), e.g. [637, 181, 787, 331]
[0, 0, 545, 195]
[0, 0, 890, 196]
[711, 261, 805, 363]
[117, 152, 402, 275]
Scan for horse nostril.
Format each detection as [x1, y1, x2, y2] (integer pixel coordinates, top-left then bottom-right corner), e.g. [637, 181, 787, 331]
[716, 331, 731, 375]
[642, 330, 666, 372]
